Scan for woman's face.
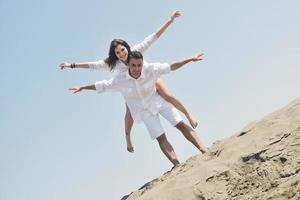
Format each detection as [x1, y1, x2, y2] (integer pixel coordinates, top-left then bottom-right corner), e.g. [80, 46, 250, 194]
[114, 44, 128, 62]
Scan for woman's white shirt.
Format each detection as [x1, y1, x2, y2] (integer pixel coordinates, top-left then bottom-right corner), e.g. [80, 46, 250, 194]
[87, 33, 158, 73]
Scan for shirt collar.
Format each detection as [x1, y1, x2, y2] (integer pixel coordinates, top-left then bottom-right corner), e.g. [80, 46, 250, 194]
[126, 65, 145, 80]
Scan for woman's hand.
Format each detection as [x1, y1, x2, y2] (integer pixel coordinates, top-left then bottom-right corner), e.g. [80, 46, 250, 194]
[170, 10, 181, 22]
[191, 53, 204, 61]
[59, 62, 71, 70]
[69, 86, 82, 93]
[155, 10, 182, 38]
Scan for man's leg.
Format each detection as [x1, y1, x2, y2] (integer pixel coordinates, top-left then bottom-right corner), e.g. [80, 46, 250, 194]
[156, 134, 180, 166]
[143, 113, 180, 166]
[175, 122, 209, 154]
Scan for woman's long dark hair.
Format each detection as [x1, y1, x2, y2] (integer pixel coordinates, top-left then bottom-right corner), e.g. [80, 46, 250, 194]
[104, 39, 131, 71]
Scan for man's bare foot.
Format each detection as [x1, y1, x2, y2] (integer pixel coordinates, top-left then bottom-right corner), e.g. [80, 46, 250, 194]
[171, 163, 180, 171]
[201, 148, 209, 155]
[186, 114, 198, 129]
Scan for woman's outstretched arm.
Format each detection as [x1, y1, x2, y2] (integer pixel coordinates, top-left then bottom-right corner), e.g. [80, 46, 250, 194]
[59, 62, 90, 70]
[155, 10, 181, 38]
[59, 60, 110, 71]
[133, 10, 181, 53]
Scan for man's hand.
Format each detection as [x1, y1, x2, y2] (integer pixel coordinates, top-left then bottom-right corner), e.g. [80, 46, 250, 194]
[59, 62, 71, 70]
[69, 86, 82, 93]
[170, 10, 181, 22]
[191, 53, 204, 61]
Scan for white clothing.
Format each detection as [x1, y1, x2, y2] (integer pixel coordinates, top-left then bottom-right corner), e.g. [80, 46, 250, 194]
[143, 100, 182, 140]
[95, 62, 183, 140]
[87, 33, 158, 73]
[95, 62, 171, 123]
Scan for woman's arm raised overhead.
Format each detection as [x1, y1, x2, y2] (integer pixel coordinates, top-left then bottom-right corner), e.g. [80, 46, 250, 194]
[132, 10, 181, 53]
[155, 10, 181, 38]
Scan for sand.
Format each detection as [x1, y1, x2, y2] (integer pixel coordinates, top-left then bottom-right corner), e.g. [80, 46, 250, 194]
[122, 98, 300, 200]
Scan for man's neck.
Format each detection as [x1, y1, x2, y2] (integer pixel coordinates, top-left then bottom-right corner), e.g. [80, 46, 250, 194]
[129, 71, 141, 79]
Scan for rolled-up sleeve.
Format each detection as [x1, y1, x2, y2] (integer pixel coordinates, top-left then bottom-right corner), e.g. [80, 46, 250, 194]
[95, 78, 120, 93]
[95, 80, 106, 92]
[152, 63, 171, 77]
[88, 60, 110, 71]
[132, 33, 158, 53]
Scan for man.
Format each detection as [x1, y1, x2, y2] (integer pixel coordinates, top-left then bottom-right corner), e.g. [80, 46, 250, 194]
[69, 51, 208, 166]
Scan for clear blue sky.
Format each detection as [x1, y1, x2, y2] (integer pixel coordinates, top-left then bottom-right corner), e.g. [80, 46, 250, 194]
[1, 1, 300, 199]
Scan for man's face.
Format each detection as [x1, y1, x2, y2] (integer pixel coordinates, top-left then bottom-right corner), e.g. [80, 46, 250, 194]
[129, 58, 143, 79]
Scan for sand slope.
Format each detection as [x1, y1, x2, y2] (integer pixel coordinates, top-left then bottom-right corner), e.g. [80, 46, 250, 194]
[122, 98, 300, 200]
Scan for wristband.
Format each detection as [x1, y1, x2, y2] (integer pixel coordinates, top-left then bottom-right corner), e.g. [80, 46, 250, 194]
[70, 63, 76, 68]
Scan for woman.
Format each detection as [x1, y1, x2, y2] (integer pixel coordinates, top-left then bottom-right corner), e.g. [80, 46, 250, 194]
[59, 11, 198, 152]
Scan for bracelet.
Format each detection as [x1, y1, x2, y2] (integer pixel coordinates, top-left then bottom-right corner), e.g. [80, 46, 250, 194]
[70, 63, 76, 68]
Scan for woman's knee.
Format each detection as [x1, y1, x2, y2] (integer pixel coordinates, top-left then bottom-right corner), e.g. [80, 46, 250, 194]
[156, 81, 174, 101]
[175, 121, 187, 130]
[156, 133, 167, 143]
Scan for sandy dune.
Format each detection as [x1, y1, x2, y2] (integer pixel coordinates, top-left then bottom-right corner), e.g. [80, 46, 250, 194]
[122, 98, 300, 200]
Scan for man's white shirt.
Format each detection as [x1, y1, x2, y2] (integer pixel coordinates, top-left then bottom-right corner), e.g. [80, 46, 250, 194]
[95, 62, 171, 123]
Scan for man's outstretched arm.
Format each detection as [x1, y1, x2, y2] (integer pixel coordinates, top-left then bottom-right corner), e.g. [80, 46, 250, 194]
[69, 84, 96, 93]
[170, 52, 204, 71]
[69, 77, 120, 94]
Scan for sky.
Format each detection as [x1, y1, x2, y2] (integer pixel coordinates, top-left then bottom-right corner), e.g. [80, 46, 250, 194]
[1, 1, 300, 200]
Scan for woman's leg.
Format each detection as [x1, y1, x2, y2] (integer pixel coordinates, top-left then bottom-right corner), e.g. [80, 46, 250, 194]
[125, 104, 134, 152]
[155, 79, 198, 129]
[175, 122, 208, 154]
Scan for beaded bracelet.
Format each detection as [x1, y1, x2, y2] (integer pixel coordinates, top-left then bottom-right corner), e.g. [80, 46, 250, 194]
[70, 63, 76, 68]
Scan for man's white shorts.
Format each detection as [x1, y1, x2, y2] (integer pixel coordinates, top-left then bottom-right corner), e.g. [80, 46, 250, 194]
[143, 102, 183, 140]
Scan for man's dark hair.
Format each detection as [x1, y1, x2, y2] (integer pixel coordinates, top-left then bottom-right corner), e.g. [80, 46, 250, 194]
[128, 50, 143, 62]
